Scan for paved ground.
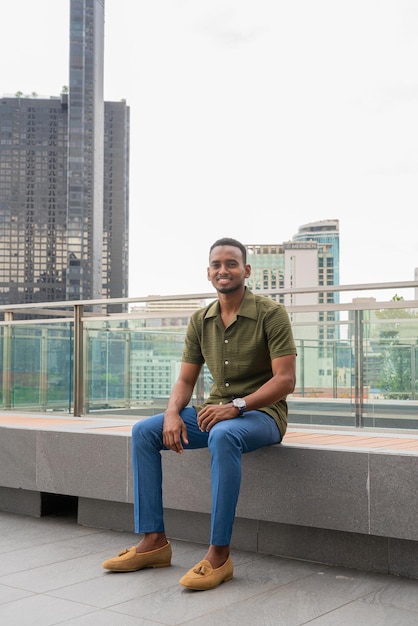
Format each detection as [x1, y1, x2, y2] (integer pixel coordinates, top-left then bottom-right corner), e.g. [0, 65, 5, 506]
[1, 512, 418, 625]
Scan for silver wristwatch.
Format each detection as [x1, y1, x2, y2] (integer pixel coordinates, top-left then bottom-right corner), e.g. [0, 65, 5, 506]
[232, 398, 246, 416]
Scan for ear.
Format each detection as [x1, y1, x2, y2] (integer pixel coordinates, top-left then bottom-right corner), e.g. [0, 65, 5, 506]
[207, 267, 211, 281]
[245, 264, 251, 278]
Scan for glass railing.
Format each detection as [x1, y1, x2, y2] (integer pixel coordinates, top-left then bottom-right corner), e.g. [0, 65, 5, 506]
[1, 281, 417, 430]
[0, 321, 73, 411]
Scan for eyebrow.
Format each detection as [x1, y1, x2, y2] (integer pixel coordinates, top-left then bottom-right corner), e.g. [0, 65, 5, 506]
[210, 258, 239, 265]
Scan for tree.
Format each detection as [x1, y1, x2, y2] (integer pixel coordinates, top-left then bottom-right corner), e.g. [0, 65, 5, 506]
[375, 295, 418, 399]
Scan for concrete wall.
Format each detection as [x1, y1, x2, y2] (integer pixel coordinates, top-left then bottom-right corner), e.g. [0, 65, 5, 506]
[1, 425, 418, 579]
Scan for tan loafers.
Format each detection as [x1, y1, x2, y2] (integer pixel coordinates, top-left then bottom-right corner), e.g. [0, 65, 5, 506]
[179, 556, 233, 590]
[102, 542, 172, 572]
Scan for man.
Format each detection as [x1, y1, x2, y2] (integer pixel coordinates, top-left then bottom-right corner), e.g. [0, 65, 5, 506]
[103, 237, 297, 590]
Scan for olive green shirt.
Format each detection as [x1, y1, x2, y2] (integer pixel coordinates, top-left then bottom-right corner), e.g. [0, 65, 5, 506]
[182, 287, 297, 437]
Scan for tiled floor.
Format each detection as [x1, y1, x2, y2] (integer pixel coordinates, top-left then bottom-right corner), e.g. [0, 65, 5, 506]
[2, 412, 418, 624]
[0, 512, 418, 625]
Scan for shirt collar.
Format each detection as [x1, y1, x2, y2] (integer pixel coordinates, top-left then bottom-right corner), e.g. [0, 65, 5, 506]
[204, 287, 258, 321]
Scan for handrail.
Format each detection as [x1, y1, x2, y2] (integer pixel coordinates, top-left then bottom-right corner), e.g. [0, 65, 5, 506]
[0, 279, 417, 313]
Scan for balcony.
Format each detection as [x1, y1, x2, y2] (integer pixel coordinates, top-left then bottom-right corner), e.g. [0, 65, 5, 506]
[1, 281, 418, 588]
[0, 280, 417, 427]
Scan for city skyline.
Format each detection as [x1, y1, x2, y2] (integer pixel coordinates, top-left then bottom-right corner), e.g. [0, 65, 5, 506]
[0, 0, 129, 306]
[1, 0, 417, 301]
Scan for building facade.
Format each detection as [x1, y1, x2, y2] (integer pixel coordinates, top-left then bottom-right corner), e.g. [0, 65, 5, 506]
[0, 95, 69, 304]
[246, 220, 341, 396]
[103, 101, 130, 305]
[0, 0, 129, 306]
[246, 218, 340, 307]
[292, 219, 340, 303]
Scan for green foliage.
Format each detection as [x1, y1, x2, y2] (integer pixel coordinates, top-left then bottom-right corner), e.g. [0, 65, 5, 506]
[376, 295, 417, 399]
[376, 295, 418, 320]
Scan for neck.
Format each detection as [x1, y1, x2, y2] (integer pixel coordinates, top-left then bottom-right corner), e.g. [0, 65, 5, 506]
[217, 286, 245, 313]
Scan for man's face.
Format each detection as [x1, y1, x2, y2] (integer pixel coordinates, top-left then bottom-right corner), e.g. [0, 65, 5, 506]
[207, 245, 251, 294]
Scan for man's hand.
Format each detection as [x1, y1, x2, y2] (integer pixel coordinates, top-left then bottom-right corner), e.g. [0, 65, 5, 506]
[197, 403, 238, 433]
[163, 411, 189, 454]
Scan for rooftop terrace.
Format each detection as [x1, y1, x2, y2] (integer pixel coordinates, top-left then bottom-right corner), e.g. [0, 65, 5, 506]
[1, 284, 418, 622]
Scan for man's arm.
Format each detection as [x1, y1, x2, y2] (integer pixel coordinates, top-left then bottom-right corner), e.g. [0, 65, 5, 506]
[243, 354, 296, 411]
[196, 354, 296, 432]
[163, 361, 202, 453]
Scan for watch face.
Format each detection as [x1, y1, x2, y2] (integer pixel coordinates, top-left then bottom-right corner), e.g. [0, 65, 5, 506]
[233, 398, 246, 409]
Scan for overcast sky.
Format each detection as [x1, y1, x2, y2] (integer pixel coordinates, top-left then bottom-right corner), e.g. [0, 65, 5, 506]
[1, 0, 418, 300]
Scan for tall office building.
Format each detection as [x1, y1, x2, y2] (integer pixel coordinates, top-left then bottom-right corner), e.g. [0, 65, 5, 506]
[67, 0, 105, 301]
[0, 94, 69, 304]
[0, 0, 129, 306]
[245, 244, 285, 302]
[246, 218, 340, 313]
[292, 219, 340, 303]
[103, 100, 129, 304]
[292, 219, 340, 346]
[246, 236, 334, 307]
[246, 220, 340, 394]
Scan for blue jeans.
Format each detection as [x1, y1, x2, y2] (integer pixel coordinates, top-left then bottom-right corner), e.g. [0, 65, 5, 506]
[131, 406, 281, 546]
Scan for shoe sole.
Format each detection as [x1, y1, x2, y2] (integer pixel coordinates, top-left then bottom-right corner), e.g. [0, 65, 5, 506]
[180, 573, 233, 590]
[105, 561, 171, 572]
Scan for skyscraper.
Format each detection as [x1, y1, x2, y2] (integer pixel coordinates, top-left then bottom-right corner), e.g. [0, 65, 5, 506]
[0, 94, 69, 304]
[291, 218, 340, 343]
[0, 0, 129, 306]
[292, 219, 340, 296]
[246, 220, 341, 394]
[68, 0, 104, 301]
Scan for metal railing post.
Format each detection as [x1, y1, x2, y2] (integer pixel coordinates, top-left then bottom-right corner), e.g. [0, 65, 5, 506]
[124, 329, 131, 408]
[73, 304, 84, 416]
[299, 339, 305, 397]
[40, 327, 48, 409]
[333, 341, 338, 398]
[2, 311, 13, 409]
[354, 309, 364, 427]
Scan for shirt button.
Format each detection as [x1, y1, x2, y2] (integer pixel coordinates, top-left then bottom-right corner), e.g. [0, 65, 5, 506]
[225, 360, 229, 365]
[224, 339, 228, 343]
[225, 382, 230, 387]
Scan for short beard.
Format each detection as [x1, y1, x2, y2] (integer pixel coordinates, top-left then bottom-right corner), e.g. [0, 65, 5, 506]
[215, 282, 242, 295]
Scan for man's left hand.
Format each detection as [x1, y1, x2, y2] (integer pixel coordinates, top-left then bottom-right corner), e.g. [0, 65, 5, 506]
[197, 403, 237, 432]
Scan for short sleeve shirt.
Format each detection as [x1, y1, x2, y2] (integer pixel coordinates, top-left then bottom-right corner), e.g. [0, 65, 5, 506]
[182, 287, 297, 437]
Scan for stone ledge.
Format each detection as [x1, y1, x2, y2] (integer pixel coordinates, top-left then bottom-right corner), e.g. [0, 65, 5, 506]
[1, 416, 418, 579]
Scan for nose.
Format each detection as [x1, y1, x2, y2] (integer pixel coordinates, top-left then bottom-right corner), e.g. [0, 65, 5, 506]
[217, 263, 229, 275]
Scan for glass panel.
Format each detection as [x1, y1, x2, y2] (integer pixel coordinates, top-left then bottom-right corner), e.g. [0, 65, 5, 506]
[0, 296, 417, 431]
[84, 321, 187, 417]
[360, 313, 418, 429]
[0, 322, 72, 411]
[12, 327, 42, 407]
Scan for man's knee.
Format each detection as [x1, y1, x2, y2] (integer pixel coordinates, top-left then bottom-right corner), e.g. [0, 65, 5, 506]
[208, 424, 242, 452]
[132, 415, 163, 445]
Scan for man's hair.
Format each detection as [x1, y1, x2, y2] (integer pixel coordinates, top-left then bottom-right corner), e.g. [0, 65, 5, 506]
[209, 238, 247, 264]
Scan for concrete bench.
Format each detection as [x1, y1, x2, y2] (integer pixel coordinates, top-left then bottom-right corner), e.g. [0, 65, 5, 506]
[1, 412, 418, 579]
